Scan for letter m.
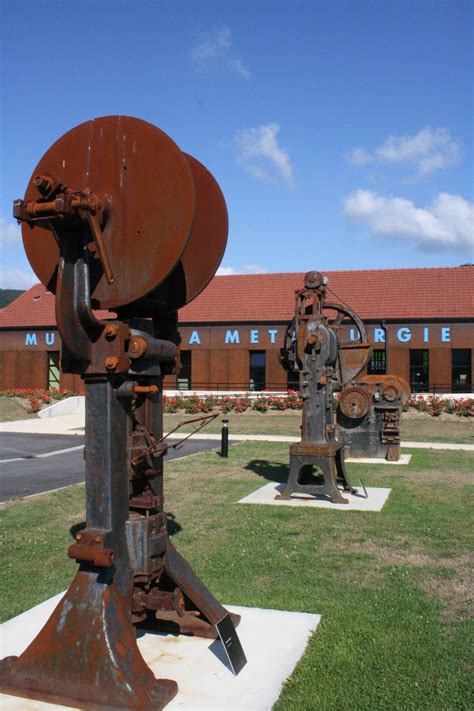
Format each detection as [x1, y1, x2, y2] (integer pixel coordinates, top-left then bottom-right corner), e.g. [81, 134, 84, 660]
[25, 333, 37, 346]
[225, 329, 240, 344]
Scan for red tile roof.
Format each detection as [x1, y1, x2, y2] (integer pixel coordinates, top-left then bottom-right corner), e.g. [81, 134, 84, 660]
[0, 284, 113, 328]
[180, 267, 474, 322]
[0, 267, 473, 328]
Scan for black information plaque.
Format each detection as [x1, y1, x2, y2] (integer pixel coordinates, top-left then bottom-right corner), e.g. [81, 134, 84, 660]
[216, 613, 247, 676]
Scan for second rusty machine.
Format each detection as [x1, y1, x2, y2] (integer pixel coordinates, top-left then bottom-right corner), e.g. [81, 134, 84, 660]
[0, 116, 245, 710]
[279, 270, 409, 503]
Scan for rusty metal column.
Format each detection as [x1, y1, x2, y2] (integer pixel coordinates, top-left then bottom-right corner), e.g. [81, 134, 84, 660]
[82, 376, 134, 595]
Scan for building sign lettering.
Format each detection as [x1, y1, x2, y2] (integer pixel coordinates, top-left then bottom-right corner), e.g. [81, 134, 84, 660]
[25, 332, 56, 347]
[188, 330, 201, 345]
[22, 326, 453, 349]
[225, 329, 240, 344]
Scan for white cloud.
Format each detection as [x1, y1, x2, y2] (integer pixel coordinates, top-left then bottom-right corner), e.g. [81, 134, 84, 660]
[0, 268, 37, 289]
[0, 218, 21, 246]
[191, 27, 250, 78]
[344, 189, 474, 251]
[234, 123, 294, 186]
[346, 127, 461, 180]
[216, 264, 270, 276]
[345, 147, 372, 166]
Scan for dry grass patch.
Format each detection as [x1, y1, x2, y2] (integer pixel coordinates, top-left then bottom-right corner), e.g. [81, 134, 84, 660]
[322, 538, 474, 620]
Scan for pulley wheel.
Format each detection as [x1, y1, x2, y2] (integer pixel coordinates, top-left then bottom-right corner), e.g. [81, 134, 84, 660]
[339, 386, 371, 419]
[360, 375, 410, 405]
[160, 153, 228, 312]
[304, 271, 324, 289]
[21, 116, 195, 309]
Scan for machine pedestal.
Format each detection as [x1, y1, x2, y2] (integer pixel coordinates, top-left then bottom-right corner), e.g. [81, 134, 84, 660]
[0, 571, 177, 710]
[276, 441, 356, 504]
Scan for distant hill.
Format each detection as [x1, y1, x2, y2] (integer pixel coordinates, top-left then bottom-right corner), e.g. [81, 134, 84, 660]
[0, 289, 25, 308]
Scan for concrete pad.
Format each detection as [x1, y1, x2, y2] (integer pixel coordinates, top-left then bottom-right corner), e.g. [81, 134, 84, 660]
[346, 453, 412, 465]
[0, 414, 84, 435]
[402, 440, 474, 451]
[0, 593, 320, 710]
[238, 481, 391, 511]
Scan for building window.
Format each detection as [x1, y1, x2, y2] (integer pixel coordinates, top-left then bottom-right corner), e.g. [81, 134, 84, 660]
[177, 350, 192, 390]
[249, 351, 266, 391]
[410, 349, 429, 392]
[452, 349, 471, 393]
[48, 351, 60, 389]
[368, 349, 386, 374]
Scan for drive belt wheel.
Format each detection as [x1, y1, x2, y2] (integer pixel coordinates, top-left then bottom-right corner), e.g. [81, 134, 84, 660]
[339, 386, 371, 419]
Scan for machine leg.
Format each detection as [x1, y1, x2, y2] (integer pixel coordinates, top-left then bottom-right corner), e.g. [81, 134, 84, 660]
[276, 453, 350, 504]
[0, 570, 177, 710]
[159, 541, 241, 637]
[386, 444, 400, 461]
[335, 448, 357, 493]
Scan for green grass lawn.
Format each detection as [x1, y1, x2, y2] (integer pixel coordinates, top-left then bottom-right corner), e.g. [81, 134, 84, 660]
[163, 411, 474, 444]
[1, 443, 472, 709]
[0, 397, 35, 422]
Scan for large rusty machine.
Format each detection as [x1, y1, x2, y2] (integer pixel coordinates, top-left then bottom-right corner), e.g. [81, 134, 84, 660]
[0, 116, 243, 709]
[279, 271, 409, 502]
[279, 271, 371, 503]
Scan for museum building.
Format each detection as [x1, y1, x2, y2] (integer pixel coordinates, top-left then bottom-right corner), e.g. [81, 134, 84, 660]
[0, 266, 473, 395]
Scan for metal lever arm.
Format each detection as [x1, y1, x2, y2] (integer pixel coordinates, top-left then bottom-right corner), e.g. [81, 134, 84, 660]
[85, 209, 114, 284]
[14, 177, 115, 285]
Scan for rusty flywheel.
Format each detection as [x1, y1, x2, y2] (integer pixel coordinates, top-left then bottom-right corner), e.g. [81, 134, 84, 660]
[19, 116, 227, 313]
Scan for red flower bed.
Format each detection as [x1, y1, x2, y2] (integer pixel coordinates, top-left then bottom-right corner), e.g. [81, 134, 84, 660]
[163, 392, 303, 415]
[402, 394, 473, 418]
[0, 387, 76, 413]
[162, 391, 473, 417]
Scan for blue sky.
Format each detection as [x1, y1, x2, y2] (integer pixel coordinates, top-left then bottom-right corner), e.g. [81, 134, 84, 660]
[1, 0, 473, 288]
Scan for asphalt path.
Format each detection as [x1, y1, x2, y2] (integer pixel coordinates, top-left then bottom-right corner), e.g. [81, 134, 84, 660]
[0, 432, 221, 502]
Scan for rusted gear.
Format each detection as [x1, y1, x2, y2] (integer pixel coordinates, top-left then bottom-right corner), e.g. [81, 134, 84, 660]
[339, 386, 371, 419]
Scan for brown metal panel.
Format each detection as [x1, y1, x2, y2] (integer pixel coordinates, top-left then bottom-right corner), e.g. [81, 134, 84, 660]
[0, 332, 21, 350]
[430, 348, 451, 387]
[191, 349, 211, 389]
[228, 350, 248, 389]
[209, 349, 229, 389]
[452, 323, 474, 347]
[60, 372, 84, 394]
[2, 352, 17, 388]
[387, 348, 410, 382]
[266, 349, 287, 390]
[14, 351, 48, 388]
[163, 374, 177, 389]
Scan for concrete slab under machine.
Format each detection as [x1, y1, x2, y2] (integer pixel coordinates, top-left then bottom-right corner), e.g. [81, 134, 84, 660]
[0, 593, 320, 710]
[346, 453, 411, 465]
[238, 482, 392, 511]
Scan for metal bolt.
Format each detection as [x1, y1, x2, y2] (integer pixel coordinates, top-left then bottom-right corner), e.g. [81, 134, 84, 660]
[33, 174, 53, 196]
[76, 533, 82, 541]
[129, 336, 147, 359]
[94, 535, 102, 543]
[104, 324, 118, 339]
[105, 356, 119, 370]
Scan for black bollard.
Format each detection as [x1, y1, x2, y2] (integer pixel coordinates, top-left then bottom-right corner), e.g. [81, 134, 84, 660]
[221, 418, 229, 457]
